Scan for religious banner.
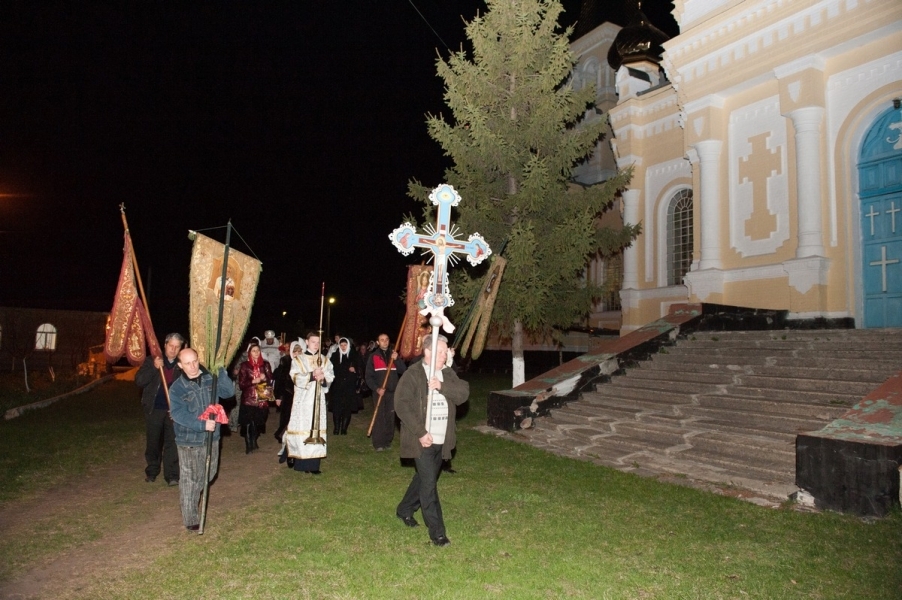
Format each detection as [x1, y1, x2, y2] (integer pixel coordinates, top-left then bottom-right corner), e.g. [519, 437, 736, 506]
[104, 232, 161, 366]
[457, 255, 506, 360]
[399, 264, 434, 360]
[188, 231, 262, 370]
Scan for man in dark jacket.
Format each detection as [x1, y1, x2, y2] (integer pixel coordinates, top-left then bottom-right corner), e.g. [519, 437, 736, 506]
[135, 332, 185, 485]
[394, 335, 469, 547]
[364, 332, 407, 451]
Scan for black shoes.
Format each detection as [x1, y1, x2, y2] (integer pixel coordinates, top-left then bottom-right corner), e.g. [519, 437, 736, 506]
[432, 535, 451, 547]
[166, 479, 179, 487]
[144, 475, 156, 483]
[397, 514, 419, 528]
[307, 470, 322, 475]
[186, 524, 200, 531]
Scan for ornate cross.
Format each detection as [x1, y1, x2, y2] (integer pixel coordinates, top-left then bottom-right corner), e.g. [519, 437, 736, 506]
[390, 184, 491, 333]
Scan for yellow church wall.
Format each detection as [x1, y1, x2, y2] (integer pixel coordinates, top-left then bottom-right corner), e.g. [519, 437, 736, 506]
[600, 1, 902, 333]
[665, 0, 901, 107]
[725, 278, 791, 311]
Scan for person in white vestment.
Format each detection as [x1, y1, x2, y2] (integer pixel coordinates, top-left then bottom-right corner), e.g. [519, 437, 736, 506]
[260, 330, 281, 372]
[281, 332, 334, 474]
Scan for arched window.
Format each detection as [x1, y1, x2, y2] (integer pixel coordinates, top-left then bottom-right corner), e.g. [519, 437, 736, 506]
[667, 189, 694, 286]
[35, 323, 57, 351]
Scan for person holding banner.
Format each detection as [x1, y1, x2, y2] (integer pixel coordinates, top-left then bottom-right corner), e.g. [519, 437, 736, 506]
[394, 335, 469, 547]
[169, 348, 235, 531]
[135, 332, 185, 485]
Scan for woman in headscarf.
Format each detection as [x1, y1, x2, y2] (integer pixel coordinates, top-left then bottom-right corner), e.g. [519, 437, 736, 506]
[237, 341, 273, 454]
[328, 337, 361, 435]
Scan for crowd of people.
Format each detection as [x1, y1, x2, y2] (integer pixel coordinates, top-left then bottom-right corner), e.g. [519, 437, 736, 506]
[136, 328, 468, 546]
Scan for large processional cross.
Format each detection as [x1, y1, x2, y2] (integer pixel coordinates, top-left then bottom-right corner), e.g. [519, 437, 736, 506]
[390, 184, 491, 424]
[390, 184, 491, 333]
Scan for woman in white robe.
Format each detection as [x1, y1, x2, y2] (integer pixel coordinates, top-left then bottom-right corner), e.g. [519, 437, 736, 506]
[282, 332, 334, 474]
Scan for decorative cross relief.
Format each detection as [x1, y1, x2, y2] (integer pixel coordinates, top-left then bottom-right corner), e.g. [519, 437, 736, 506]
[389, 184, 491, 333]
[869, 246, 900, 293]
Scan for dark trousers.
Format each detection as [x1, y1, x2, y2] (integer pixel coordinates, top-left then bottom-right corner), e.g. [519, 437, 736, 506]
[371, 393, 395, 449]
[397, 444, 445, 541]
[145, 408, 179, 482]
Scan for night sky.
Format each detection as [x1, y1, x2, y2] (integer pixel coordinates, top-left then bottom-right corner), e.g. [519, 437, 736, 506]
[0, 1, 678, 344]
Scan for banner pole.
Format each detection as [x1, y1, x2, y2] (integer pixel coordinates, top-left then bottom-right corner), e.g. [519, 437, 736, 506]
[199, 220, 232, 535]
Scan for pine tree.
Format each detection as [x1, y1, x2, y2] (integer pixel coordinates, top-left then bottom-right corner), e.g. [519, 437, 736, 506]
[410, 0, 638, 385]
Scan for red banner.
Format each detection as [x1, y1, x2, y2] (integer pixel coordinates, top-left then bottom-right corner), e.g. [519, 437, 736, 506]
[104, 233, 161, 366]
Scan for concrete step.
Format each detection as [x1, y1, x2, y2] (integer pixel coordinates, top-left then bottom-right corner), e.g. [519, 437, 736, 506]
[641, 360, 893, 383]
[623, 368, 736, 386]
[649, 353, 901, 373]
[693, 393, 849, 420]
[732, 374, 876, 395]
[607, 377, 722, 395]
[726, 385, 857, 406]
[671, 448, 793, 482]
[680, 407, 831, 439]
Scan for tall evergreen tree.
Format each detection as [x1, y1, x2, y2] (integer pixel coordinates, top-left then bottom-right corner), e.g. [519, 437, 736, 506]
[409, 0, 638, 385]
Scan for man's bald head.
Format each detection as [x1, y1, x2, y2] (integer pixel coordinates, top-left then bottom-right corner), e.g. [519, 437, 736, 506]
[178, 348, 201, 378]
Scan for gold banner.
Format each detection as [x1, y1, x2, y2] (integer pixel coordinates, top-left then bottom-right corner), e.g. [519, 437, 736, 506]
[188, 232, 262, 370]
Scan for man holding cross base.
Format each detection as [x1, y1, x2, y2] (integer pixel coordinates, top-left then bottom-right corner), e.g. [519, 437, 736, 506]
[394, 335, 469, 546]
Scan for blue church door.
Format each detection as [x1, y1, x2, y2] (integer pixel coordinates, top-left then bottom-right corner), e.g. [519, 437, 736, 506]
[859, 105, 902, 328]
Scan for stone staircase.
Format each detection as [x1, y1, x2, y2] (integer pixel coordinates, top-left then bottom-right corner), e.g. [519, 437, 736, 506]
[505, 328, 902, 504]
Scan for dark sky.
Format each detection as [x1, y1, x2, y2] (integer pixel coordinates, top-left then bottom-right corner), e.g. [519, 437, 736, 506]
[0, 1, 677, 344]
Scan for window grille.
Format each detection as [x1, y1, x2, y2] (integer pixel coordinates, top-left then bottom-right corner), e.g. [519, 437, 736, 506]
[667, 189, 694, 286]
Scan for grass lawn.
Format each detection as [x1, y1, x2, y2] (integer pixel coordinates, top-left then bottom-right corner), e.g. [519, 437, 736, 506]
[0, 373, 899, 599]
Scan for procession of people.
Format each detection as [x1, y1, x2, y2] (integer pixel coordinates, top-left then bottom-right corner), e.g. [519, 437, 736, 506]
[136, 316, 468, 546]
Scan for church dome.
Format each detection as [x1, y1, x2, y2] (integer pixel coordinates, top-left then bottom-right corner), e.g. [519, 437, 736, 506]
[607, 4, 671, 71]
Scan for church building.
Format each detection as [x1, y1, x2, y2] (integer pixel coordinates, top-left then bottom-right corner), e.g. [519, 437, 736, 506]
[572, 0, 902, 333]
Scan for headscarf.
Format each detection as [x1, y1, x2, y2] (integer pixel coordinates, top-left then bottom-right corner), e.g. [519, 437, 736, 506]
[337, 337, 351, 362]
[246, 341, 265, 369]
[289, 339, 306, 358]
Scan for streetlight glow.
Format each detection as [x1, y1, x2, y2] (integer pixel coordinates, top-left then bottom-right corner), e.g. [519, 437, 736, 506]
[327, 297, 336, 340]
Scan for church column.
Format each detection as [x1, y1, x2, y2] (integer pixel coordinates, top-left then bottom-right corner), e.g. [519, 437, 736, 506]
[621, 189, 641, 289]
[693, 140, 723, 270]
[787, 106, 826, 257]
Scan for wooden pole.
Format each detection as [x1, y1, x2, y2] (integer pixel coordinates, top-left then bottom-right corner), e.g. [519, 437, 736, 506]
[199, 220, 232, 535]
[119, 204, 170, 408]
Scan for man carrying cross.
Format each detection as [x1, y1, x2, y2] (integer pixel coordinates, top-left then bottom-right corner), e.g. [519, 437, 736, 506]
[394, 334, 469, 546]
[388, 184, 490, 546]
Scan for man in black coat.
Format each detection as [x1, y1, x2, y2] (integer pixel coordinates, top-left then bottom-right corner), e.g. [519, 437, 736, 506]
[364, 332, 406, 451]
[135, 332, 184, 485]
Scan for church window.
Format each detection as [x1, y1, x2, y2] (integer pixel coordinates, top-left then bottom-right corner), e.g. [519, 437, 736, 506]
[667, 189, 693, 286]
[35, 323, 57, 351]
[601, 253, 623, 311]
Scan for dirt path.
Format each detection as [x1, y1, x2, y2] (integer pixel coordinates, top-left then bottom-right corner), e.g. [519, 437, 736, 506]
[0, 413, 285, 600]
